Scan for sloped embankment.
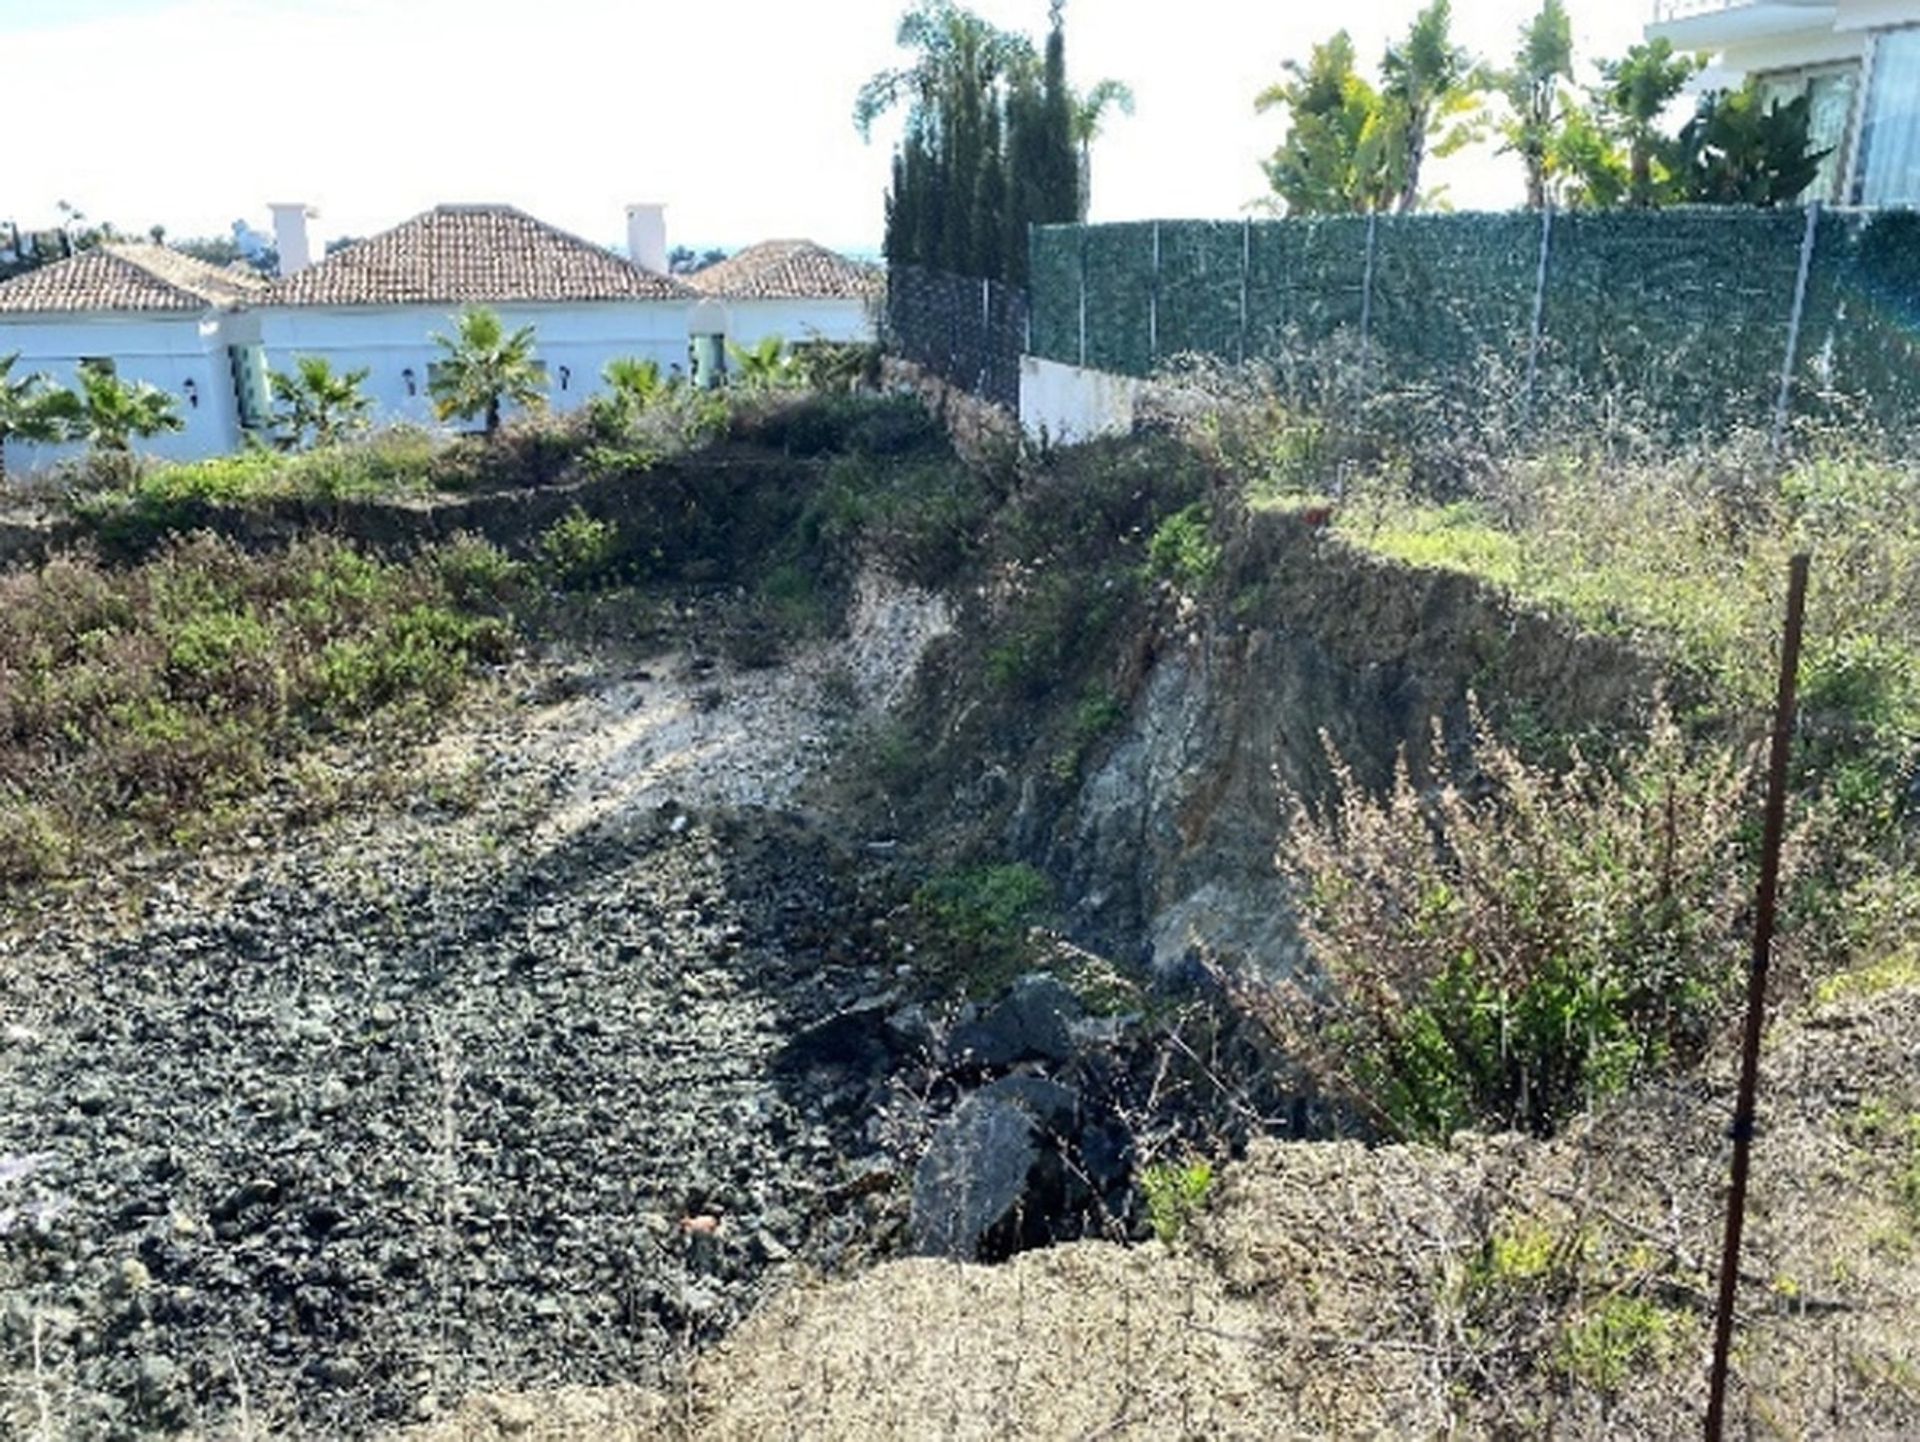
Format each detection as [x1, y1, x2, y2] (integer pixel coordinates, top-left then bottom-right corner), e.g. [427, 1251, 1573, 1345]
[889, 484, 1669, 980]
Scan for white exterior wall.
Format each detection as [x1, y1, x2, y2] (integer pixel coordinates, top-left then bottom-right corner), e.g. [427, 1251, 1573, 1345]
[718, 297, 877, 352]
[1655, 1, 1920, 80]
[1018, 355, 1145, 444]
[255, 300, 694, 430]
[1709, 27, 1865, 80]
[0, 311, 243, 473]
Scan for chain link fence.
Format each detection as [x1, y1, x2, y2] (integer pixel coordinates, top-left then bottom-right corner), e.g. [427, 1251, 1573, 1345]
[884, 265, 1030, 412]
[1028, 209, 1920, 437]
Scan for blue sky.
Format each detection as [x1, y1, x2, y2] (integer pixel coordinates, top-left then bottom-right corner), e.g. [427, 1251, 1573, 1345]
[2, 0, 1652, 255]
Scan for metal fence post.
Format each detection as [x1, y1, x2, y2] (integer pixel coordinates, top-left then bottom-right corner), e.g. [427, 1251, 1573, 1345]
[1238, 216, 1252, 366]
[1771, 201, 1822, 457]
[1525, 205, 1555, 403]
[1149, 221, 1161, 367]
[1078, 230, 1089, 369]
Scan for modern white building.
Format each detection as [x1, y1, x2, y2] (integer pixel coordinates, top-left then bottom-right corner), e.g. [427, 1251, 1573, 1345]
[1648, 0, 1920, 205]
[0, 244, 267, 472]
[254, 202, 696, 429]
[687, 239, 881, 351]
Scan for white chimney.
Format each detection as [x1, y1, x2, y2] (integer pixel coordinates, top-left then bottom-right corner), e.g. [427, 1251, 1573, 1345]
[625, 203, 667, 274]
[268, 202, 317, 277]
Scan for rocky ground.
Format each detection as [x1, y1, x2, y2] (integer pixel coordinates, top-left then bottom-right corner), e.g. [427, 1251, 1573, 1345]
[0, 575, 956, 1439]
[417, 981, 1920, 1442]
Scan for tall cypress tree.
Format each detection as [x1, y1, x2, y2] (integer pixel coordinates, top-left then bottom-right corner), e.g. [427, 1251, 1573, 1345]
[1002, 76, 1038, 284]
[1037, 12, 1080, 225]
[866, 0, 1100, 282]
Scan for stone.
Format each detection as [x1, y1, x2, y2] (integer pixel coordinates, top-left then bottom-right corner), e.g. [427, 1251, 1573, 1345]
[947, 973, 1084, 1069]
[909, 1077, 1083, 1262]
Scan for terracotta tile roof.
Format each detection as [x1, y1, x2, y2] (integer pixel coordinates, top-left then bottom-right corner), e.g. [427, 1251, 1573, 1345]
[0, 243, 269, 314]
[690, 240, 883, 301]
[262, 204, 694, 307]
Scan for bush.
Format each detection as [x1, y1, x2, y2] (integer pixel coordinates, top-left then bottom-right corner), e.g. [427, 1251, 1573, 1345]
[0, 534, 513, 889]
[536, 507, 621, 589]
[911, 863, 1053, 993]
[1254, 703, 1760, 1141]
[1145, 503, 1221, 588]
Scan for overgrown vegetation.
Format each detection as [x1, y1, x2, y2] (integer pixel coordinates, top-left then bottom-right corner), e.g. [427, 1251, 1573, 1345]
[0, 533, 519, 886]
[1173, 356, 1918, 1144]
[909, 862, 1053, 994]
[1258, 705, 1760, 1141]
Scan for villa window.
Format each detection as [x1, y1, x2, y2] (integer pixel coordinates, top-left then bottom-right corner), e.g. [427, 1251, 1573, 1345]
[1756, 63, 1859, 204]
[1855, 27, 1920, 206]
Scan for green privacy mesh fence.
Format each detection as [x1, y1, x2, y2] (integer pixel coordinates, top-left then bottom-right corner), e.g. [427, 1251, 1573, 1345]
[1029, 209, 1920, 433]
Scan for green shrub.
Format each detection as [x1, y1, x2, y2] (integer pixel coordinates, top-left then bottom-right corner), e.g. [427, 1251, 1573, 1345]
[1145, 503, 1221, 588]
[536, 506, 620, 589]
[1051, 684, 1128, 780]
[1258, 704, 1757, 1141]
[428, 534, 525, 611]
[1556, 1295, 1681, 1393]
[1140, 1160, 1215, 1245]
[911, 863, 1054, 993]
[986, 569, 1136, 698]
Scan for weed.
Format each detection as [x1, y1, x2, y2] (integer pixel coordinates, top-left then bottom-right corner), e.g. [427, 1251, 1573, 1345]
[1815, 950, 1920, 1008]
[0, 534, 510, 889]
[1140, 1159, 1215, 1245]
[1145, 503, 1221, 589]
[1257, 703, 1759, 1141]
[1556, 1295, 1680, 1393]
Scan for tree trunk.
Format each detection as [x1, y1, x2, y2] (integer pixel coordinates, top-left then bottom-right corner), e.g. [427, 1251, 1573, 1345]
[1397, 120, 1428, 214]
[486, 397, 500, 436]
[1077, 143, 1091, 223]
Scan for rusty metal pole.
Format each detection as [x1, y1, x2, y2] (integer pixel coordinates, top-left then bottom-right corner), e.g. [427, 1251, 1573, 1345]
[1705, 551, 1811, 1440]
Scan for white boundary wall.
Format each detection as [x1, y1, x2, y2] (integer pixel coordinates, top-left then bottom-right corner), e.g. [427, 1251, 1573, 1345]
[1017, 355, 1147, 444]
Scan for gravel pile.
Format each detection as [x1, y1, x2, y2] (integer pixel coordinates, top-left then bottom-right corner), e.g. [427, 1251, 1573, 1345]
[0, 806, 909, 1439]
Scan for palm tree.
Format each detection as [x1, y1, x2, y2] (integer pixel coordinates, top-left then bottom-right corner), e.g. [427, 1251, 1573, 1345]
[726, 337, 796, 391]
[603, 356, 668, 412]
[0, 352, 80, 482]
[269, 355, 372, 449]
[1380, 1, 1486, 214]
[853, 0, 1033, 140]
[428, 307, 546, 437]
[1070, 78, 1135, 221]
[1499, 0, 1574, 211]
[1599, 40, 1707, 207]
[72, 365, 183, 455]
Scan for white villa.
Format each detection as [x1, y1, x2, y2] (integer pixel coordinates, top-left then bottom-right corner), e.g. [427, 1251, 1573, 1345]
[252, 202, 695, 433]
[687, 240, 881, 353]
[0, 202, 880, 473]
[1648, 0, 1920, 205]
[0, 245, 269, 470]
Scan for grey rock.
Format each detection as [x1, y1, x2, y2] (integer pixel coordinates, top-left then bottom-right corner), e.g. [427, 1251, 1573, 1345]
[910, 1077, 1082, 1261]
[947, 973, 1084, 1068]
